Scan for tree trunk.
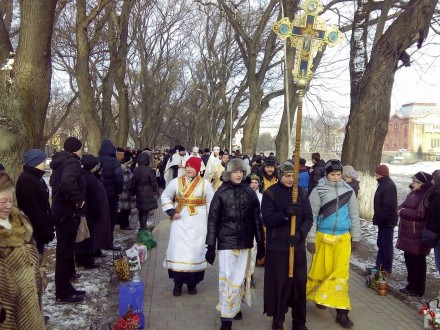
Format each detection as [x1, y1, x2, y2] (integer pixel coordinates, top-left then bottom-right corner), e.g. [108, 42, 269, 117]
[15, 0, 58, 149]
[342, 0, 437, 174]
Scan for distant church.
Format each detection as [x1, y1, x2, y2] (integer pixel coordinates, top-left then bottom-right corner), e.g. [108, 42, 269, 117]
[383, 102, 440, 154]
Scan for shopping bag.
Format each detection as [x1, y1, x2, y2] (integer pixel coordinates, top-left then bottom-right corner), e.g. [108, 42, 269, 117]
[119, 282, 145, 329]
[133, 244, 148, 263]
[136, 229, 157, 251]
[76, 216, 90, 243]
[113, 251, 131, 281]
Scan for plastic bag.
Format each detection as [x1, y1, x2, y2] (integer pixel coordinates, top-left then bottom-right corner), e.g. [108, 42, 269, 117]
[119, 282, 145, 329]
[136, 229, 157, 251]
[125, 247, 141, 271]
[112, 304, 140, 330]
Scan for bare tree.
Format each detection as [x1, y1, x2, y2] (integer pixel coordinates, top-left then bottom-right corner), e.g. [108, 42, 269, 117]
[342, 0, 438, 173]
[0, 0, 58, 178]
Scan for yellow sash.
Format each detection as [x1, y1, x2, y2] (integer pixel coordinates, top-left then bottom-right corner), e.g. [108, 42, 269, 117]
[175, 176, 205, 216]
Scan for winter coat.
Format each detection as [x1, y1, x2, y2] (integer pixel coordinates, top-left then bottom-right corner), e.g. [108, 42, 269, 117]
[0, 208, 45, 330]
[307, 176, 361, 242]
[261, 181, 313, 252]
[75, 169, 102, 254]
[16, 165, 54, 245]
[308, 159, 326, 193]
[373, 176, 398, 228]
[118, 164, 136, 210]
[49, 151, 85, 216]
[396, 182, 433, 256]
[298, 168, 310, 190]
[98, 139, 124, 198]
[206, 181, 264, 250]
[129, 152, 159, 211]
[95, 176, 112, 249]
[425, 188, 440, 236]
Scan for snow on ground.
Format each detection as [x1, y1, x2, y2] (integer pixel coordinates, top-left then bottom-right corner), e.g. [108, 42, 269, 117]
[387, 161, 440, 177]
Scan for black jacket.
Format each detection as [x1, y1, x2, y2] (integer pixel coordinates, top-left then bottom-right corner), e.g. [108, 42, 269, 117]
[16, 165, 54, 244]
[98, 139, 124, 198]
[129, 152, 159, 211]
[206, 181, 264, 250]
[49, 151, 85, 216]
[425, 188, 440, 235]
[262, 181, 313, 252]
[308, 159, 326, 193]
[373, 176, 398, 227]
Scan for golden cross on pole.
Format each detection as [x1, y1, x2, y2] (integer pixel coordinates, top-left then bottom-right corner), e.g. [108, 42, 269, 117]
[272, 0, 343, 278]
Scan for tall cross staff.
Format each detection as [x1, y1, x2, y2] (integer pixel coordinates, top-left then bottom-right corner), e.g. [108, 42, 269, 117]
[272, 0, 343, 278]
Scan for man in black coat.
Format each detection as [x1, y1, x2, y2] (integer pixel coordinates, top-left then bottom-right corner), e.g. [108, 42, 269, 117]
[308, 152, 325, 193]
[98, 139, 124, 250]
[373, 164, 398, 273]
[205, 158, 265, 330]
[261, 161, 313, 330]
[50, 136, 86, 304]
[16, 149, 54, 255]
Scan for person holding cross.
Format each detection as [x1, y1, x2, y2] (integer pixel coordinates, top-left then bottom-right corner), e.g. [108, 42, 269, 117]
[306, 160, 360, 329]
[261, 161, 313, 330]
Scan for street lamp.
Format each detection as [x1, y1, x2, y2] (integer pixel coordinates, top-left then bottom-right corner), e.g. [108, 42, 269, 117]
[206, 58, 233, 152]
[197, 88, 213, 150]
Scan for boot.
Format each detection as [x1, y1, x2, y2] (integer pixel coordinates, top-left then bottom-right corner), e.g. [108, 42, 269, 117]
[188, 284, 197, 295]
[173, 281, 183, 297]
[335, 310, 353, 328]
[139, 215, 147, 230]
[272, 317, 284, 330]
[220, 321, 232, 330]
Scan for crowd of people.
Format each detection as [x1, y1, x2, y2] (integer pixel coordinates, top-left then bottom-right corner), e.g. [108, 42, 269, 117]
[0, 139, 439, 330]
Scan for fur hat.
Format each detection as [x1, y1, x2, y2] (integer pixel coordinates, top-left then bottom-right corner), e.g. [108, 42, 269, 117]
[376, 164, 389, 176]
[412, 171, 432, 184]
[222, 158, 247, 182]
[342, 165, 358, 180]
[278, 161, 294, 178]
[185, 157, 202, 173]
[81, 154, 99, 170]
[23, 149, 47, 167]
[325, 159, 343, 174]
[64, 137, 82, 153]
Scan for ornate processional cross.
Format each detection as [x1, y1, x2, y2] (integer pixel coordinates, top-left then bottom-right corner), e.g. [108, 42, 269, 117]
[273, 0, 343, 83]
[272, 0, 343, 278]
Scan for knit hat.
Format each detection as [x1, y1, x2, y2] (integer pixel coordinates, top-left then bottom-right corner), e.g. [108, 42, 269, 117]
[81, 154, 99, 170]
[264, 156, 276, 167]
[23, 149, 47, 167]
[342, 165, 358, 180]
[278, 161, 294, 178]
[185, 157, 202, 173]
[222, 158, 247, 182]
[248, 173, 260, 183]
[325, 159, 343, 174]
[64, 137, 82, 153]
[375, 164, 389, 176]
[412, 171, 432, 184]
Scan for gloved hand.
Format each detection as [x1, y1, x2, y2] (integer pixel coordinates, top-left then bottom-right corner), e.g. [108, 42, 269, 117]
[284, 203, 300, 217]
[256, 242, 265, 260]
[287, 232, 302, 247]
[307, 242, 316, 254]
[205, 245, 216, 265]
[351, 240, 360, 252]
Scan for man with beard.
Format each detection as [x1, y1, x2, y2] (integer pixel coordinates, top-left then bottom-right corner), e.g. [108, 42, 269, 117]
[164, 145, 189, 186]
[259, 156, 278, 193]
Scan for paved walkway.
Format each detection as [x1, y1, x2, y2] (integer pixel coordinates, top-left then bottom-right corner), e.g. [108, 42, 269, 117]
[140, 214, 425, 330]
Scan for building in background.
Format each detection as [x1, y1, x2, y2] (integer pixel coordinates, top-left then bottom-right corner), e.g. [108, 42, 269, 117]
[383, 103, 440, 156]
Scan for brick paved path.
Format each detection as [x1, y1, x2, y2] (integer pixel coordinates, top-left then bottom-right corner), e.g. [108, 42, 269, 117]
[141, 214, 425, 330]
